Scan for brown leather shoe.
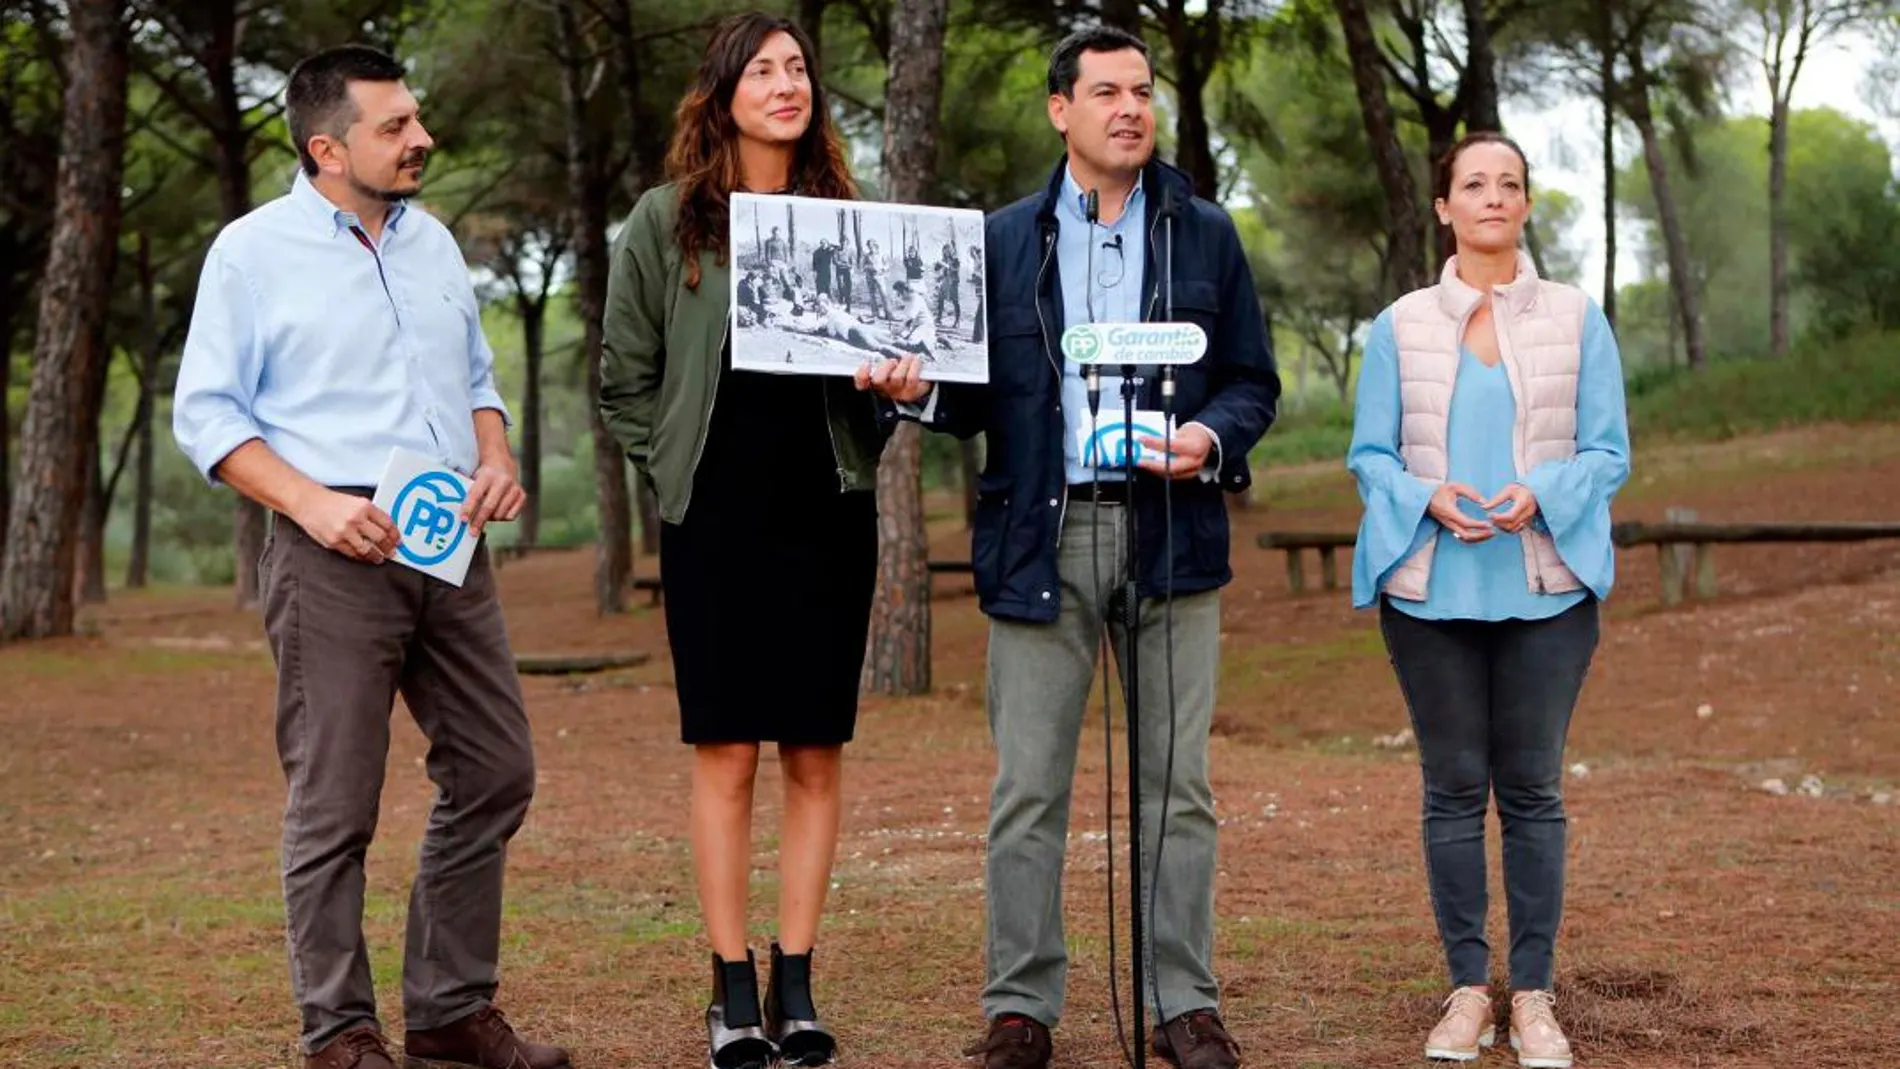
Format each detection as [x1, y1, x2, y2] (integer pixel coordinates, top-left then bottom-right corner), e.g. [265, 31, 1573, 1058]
[1151, 1009, 1241, 1069]
[402, 1005, 572, 1069]
[307, 1028, 396, 1069]
[960, 1014, 1052, 1069]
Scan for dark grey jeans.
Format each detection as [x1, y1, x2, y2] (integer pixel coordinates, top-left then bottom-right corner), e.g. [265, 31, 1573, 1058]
[1378, 597, 1599, 991]
[261, 518, 536, 1053]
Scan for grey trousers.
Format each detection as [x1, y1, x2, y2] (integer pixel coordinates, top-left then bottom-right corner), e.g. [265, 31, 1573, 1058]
[981, 501, 1223, 1027]
[260, 519, 536, 1053]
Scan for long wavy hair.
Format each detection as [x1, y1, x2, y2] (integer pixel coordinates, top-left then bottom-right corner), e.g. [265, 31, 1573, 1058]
[665, 12, 856, 290]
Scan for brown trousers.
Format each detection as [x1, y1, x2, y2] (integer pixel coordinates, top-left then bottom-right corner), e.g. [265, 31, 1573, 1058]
[260, 516, 535, 1053]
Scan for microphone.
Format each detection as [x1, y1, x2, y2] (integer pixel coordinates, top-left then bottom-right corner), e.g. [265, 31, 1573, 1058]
[1157, 184, 1179, 402]
[1084, 188, 1102, 417]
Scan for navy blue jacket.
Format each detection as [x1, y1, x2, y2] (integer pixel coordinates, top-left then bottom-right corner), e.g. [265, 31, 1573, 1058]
[920, 157, 1281, 623]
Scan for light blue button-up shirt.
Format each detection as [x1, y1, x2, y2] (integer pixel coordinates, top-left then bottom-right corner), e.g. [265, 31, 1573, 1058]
[173, 170, 508, 488]
[1056, 166, 1146, 484]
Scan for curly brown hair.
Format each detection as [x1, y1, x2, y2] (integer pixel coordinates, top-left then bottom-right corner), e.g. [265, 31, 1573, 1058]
[664, 12, 857, 290]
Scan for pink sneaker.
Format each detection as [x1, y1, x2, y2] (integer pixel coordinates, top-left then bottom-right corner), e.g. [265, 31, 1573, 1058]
[1509, 990, 1574, 1068]
[1424, 986, 1494, 1062]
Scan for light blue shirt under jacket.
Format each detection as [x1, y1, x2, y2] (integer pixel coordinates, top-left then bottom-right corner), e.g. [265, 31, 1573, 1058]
[1347, 300, 1630, 620]
[1056, 165, 1147, 484]
[173, 170, 509, 488]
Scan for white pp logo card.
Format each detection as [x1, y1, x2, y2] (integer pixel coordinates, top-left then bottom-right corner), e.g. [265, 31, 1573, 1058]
[372, 447, 476, 587]
[1076, 410, 1177, 470]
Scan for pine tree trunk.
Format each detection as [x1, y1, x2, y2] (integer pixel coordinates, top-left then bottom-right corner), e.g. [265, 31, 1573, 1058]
[192, 4, 266, 609]
[1101, 0, 1143, 33]
[1768, 92, 1791, 357]
[79, 423, 108, 604]
[517, 299, 544, 549]
[1598, 4, 1617, 329]
[1334, 0, 1428, 296]
[1626, 68, 1706, 370]
[0, 289, 14, 561]
[1426, 111, 1460, 269]
[128, 352, 156, 589]
[1, 0, 129, 640]
[800, 0, 827, 57]
[959, 437, 979, 531]
[863, 0, 948, 696]
[635, 469, 660, 556]
[1163, 0, 1221, 201]
[1460, 0, 1501, 132]
[126, 232, 157, 588]
[556, 0, 632, 613]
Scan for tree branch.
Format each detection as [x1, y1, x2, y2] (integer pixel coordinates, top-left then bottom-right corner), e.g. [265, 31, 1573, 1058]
[441, 157, 525, 233]
[132, 52, 222, 132]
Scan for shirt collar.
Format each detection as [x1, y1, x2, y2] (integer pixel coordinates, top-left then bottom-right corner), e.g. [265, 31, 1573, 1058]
[291, 169, 410, 239]
[1060, 163, 1145, 225]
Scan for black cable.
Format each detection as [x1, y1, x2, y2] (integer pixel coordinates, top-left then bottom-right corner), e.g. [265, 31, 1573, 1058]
[1145, 184, 1183, 1037]
[1083, 190, 1137, 1069]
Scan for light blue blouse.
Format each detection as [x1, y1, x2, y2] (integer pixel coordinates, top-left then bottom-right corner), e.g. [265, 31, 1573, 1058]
[1347, 301, 1630, 620]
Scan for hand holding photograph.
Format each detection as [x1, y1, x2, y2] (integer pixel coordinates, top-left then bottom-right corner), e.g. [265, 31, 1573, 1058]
[730, 191, 990, 383]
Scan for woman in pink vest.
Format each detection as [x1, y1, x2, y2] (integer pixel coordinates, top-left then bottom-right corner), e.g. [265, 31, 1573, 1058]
[1347, 132, 1631, 1068]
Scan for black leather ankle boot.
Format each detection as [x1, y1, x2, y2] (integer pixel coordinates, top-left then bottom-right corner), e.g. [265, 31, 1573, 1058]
[765, 941, 837, 1066]
[707, 950, 775, 1069]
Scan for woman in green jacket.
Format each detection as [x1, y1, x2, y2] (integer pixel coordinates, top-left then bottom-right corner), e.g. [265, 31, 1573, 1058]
[597, 12, 890, 1069]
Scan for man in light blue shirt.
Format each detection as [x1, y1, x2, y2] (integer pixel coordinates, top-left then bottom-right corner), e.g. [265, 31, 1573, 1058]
[170, 45, 565, 1069]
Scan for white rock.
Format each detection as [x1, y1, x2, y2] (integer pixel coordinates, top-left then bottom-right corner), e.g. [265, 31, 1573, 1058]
[1568, 762, 1590, 779]
[1761, 778, 1789, 796]
[1696, 704, 1715, 720]
[1799, 774, 1825, 798]
[1374, 728, 1416, 749]
[1871, 792, 1892, 807]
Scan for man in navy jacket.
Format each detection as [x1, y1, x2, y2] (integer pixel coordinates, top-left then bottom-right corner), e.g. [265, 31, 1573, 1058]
[861, 26, 1278, 1069]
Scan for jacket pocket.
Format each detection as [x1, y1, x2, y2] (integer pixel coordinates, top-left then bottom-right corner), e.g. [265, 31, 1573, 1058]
[971, 475, 1012, 598]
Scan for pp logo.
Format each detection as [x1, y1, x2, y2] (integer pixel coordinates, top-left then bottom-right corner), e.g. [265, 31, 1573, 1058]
[1083, 421, 1165, 468]
[1063, 326, 1103, 363]
[391, 472, 468, 566]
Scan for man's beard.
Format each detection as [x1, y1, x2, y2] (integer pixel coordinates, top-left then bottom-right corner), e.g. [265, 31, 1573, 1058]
[348, 153, 426, 203]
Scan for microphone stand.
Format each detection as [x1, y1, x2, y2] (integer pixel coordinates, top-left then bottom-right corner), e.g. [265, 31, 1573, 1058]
[1119, 313, 1147, 1069]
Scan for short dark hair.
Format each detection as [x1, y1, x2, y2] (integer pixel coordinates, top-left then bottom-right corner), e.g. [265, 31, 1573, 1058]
[285, 45, 408, 176]
[1047, 26, 1150, 98]
[1434, 130, 1532, 201]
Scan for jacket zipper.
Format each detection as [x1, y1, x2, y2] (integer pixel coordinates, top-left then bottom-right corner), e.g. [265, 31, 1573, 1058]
[1033, 228, 1071, 548]
[1485, 288, 1546, 592]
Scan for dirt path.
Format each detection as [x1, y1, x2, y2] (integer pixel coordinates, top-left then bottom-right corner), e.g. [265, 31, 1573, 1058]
[2, 424, 1895, 1068]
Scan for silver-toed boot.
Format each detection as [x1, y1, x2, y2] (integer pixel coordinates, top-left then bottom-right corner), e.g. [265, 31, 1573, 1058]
[765, 942, 837, 1066]
[708, 950, 776, 1069]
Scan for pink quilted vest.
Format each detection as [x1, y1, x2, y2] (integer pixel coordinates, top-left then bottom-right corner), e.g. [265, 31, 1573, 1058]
[1384, 251, 1586, 601]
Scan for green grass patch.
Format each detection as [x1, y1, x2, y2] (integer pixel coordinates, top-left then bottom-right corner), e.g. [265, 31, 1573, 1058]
[1627, 329, 1900, 441]
[0, 646, 270, 679]
[1251, 400, 1355, 469]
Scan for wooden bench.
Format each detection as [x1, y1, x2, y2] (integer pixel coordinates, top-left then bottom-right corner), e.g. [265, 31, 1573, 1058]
[1257, 519, 1900, 604]
[1255, 531, 1354, 594]
[625, 563, 969, 607]
[515, 651, 652, 676]
[1611, 520, 1900, 605]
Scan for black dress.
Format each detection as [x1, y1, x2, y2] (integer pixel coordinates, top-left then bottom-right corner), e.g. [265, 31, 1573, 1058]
[659, 346, 879, 745]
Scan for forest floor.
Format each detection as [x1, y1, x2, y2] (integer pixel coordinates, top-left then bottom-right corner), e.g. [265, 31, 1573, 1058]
[3, 422, 1897, 1068]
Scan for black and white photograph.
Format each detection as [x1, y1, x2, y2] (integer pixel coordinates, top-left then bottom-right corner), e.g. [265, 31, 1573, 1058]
[729, 192, 989, 383]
